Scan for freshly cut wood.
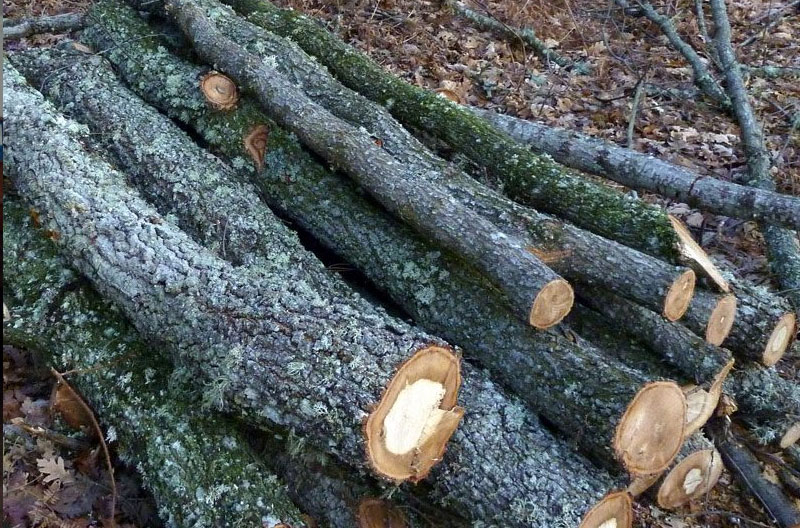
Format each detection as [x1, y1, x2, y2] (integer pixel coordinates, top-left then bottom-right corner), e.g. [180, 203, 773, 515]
[200, 70, 239, 109]
[224, 0, 686, 260]
[471, 107, 800, 231]
[668, 216, 731, 292]
[579, 491, 633, 528]
[80, 7, 689, 473]
[656, 434, 724, 510]
[99, 0, 698, 322]
[2, 198, 305, 528]
[682, 290, 737, 346]
[357, 499, 408, 528]
[572, 291, 800, 447]
[4, 63, 620, 526]
[165, 0, 574, 330]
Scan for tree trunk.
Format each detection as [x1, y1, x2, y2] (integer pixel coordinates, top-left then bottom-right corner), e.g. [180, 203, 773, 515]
[4, 62, 625, 526]
[80, 2, 689, 475]
[167, 0, 577, 330]
[2, 198, 305, 528]
[471, 107, 800, 230]
[223, 0, 686, 260]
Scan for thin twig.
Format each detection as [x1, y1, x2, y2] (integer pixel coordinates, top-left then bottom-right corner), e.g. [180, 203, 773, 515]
[50, 368, 116, 528]
[626, 73, 648, 148]
[742, 0, 800, 46]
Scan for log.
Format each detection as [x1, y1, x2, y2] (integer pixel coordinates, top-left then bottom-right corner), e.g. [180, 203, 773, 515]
[2, 198, 305, 528]
[471, 107, 800, 230]
[579, 491, 633, 528]
[4, 62, 623, 526]
[573, 291, 800, 448]
[3, 13, 85, 39]
[162, 0, 698, 321]
[166, 0, 575, 330]
[223, 0, 687, 261]
[708, 419, 800, 528]
[654, 434, 724, 509]
[80, 2, 690, 474]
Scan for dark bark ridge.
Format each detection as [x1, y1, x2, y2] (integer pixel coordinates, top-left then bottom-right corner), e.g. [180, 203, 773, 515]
[2, 198, 305, 528]
[4, 62, 618, 526]
[223, 0, 683, 260]
[165, 0, 574, 330]
[171, 0, 696, 321]
[81, 1, 681, 472]
[473, 107, 800, 230]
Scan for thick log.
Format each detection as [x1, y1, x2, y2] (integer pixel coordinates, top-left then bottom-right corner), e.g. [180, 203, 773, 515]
[2, 198, 304, 528]
[223, 0, 686, 261]
[654, 434, 724, 509]
[4, 63, 622, 526]
[579, 491, 633, 528]
[167, 0, 576, 330]
[573, 290, 800, 448]
[161, 0, 697, 320]
[81, 1, 689, 474]
[471, 107, 800, 230]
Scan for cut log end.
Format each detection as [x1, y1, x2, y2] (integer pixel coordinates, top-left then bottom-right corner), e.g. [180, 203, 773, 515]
[657, 449, 724, 509]
[780, 422, 800, 449]
[357, 498, 407, 528]
[627, 472, 662, 497]
[614, 381, 687, 475]
[663, 269, 696, 321]
[579, 491, 633, 528]
[763, 312, 796, 366]
[244, 124, 270, 172]
[365, 345, 464, 483]
[669, 215, 729, 293]
[200, 71, 239, 110]
[529, 278, 574, 329]
[684, 360, 734, 437]
[705, 294, 737, 346]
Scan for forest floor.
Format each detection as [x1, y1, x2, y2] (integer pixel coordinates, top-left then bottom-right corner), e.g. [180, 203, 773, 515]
[3, 0, 799, 526]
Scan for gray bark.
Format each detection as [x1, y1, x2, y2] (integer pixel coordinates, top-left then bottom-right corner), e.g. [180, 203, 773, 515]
[165, 0, 569, 329]
[472, 107, 800, 230]
[2, 198, 304, 528]
[3, 12, 85, 39]
[4, 61, 617, 526]
[81, 0, 670, 471]
[224, 0, 685, 260]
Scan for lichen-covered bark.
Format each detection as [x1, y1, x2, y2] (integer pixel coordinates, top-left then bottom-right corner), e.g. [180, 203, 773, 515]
[165, 0, 569, 328]
[4, 62, 616, 526]
[473, 107, 800, 230]
[82, 1, 659, 470]
[723, 284, 796, 364]
[574, 288, 800, 446]
[2, 198, 304, 528]
[178, 0, 693, 324]
[223, 0, 683, 260]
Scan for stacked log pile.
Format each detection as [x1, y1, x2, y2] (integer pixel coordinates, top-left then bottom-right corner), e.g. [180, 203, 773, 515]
[3, 0, 798, 526]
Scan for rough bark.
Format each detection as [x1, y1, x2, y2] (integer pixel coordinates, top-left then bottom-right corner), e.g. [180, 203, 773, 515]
[2, 198, 304, 528]
[166, 0, 576, 330]
[3, 13, 85, 39]
[472, 107, 800, 230]
[709, 0, 800, 311]
[4, 62, 618, 526]
[81, 2, 684, 473]
[223, 0, 684, 260]
[169, 0, 695, 321]
[574, 289, 800, 447]
[708, 419, 800, 528]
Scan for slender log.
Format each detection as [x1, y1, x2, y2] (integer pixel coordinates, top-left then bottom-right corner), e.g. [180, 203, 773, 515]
[2, 198, 304, 528]
[223, 0, 686, 261]
[443, 0, 575, 70]
[708, 419, 800, 528]
[682, 290, 737, 346]
[171, 0, 696, 320]
[573, 289, 800, 448]
[81, 2, 689, 474]
[166, 0, 576, 330]
[471, 107, 800, 230]
[4, 63, 624, 526]
[3, 13, 85, 39]
[709, 0, 800, 311]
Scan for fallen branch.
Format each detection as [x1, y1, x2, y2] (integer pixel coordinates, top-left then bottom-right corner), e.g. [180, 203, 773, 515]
[470, 107, 800, 230]
[3, 12, 85, 39]
[82, 1, 690, 475]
